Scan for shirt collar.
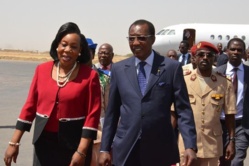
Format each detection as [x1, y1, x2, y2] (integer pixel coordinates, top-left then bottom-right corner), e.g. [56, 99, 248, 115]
[135, 51, 154, 67]
[227, 61, 244, 72]
[99, 63, 112, 70]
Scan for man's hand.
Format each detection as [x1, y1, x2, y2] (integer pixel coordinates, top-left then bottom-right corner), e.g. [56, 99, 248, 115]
[225, 141, 235, 160]
[98, 152, 111, 166]
[182, 148, 197, 166]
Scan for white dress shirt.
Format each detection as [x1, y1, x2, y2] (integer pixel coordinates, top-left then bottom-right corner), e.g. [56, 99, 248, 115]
[220, 62, 244, 120]
[178, 53, 189, 65]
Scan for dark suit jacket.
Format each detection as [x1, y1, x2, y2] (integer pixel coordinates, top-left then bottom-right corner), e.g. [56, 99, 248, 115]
[214, 64, 249, 135]
[100, 52, 197, 166]
[216, 53, 228, 67]
[178, 53, 191, 65]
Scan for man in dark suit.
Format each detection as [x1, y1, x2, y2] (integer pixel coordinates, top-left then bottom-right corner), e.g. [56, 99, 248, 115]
[178, 40, 191, 66]
[99, 19, 197, 166]
[215, 38, 249, 166]
[216, 46, 228, 67]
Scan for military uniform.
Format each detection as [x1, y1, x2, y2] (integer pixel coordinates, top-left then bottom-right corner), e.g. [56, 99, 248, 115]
[178, 69, 236, 165]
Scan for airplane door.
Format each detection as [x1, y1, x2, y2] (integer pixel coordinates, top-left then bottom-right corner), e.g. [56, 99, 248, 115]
[183, 29, 196, 48]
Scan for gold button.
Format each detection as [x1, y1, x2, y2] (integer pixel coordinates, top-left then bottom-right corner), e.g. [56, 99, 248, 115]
[202, 103, 205, 106]
[202, 119, 204, 123]
[201, 128, 204, 132]
[202, 111, 205, 115]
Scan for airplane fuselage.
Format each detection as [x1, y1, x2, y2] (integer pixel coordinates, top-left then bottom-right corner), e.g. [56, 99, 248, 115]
[153, 23, 249, 55]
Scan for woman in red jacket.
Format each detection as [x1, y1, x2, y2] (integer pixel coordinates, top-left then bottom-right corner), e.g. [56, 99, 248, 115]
[4, 22, 101, 166]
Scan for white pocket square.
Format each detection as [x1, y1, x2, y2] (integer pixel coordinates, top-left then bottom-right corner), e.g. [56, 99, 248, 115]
[158, 82, 166, 86]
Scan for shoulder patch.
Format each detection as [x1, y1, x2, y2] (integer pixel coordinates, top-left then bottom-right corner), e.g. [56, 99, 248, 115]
[211, 75, 217, 82]
[183, 69, 192, 76]
[190, 74, 196, 81]
[216, 71, 232, 81]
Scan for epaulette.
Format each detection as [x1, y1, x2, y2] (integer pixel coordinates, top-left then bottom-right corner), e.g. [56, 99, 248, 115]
[216, 71, 232, 81]
[183, 69, 192, 76]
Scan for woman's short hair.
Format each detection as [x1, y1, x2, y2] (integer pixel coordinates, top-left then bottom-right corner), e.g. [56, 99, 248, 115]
[50, 22, 90, 63]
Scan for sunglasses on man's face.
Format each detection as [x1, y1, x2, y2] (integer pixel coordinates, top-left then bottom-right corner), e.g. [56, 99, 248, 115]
[196, 51, 215, 58]
[126, 35, 152, 43]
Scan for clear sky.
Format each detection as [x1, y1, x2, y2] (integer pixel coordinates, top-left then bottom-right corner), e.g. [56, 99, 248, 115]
[1, 0, 249, 55]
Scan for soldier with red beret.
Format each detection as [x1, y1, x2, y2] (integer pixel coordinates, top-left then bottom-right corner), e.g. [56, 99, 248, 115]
[178, 41, 236, 166]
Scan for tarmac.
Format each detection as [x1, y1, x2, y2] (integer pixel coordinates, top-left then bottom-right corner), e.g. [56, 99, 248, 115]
[0, 60, 249, 165]
[0, 60, 38, 165]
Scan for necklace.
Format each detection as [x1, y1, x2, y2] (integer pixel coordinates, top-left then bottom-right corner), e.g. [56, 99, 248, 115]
[56, 62, 77, 87]
[58, 73, 70, 78]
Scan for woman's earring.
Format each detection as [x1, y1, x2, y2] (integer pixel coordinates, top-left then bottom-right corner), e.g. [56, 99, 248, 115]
[78, 53, 81, 56]
[56, 48, 58, 51]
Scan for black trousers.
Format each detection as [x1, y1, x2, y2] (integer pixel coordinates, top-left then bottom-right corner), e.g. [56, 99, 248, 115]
[33, 131, 92, 166]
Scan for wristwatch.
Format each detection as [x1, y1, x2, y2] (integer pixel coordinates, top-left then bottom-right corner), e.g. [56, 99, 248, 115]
[229, 137, 236, 142]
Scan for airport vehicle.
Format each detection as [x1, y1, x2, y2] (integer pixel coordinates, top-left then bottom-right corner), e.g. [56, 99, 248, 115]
[153, 23, 249, 55]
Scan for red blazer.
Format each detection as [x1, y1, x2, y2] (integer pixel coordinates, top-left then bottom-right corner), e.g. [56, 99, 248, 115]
[16, 61, 101, 147]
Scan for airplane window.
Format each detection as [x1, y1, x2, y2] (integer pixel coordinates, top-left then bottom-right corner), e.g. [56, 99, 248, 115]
[156, 30, 165, 35]
[226, 35, 230, 40]
[210, 35, 215, 40]
[218, 35, 222, 40]
[162, 29, 170, 35]
[156, 29, 170, 35]
[168, 30, 175, 35]
[242, 36, 246, 40]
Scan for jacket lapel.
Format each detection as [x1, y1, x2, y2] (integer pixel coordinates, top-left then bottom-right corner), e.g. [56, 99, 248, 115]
[187, 53, 191, 64]
[189, 73, 202, 98]
[243, 64, 249, 98]
[202, 80, 217, 97]
[124, 57, 142, 97]
[220, 64, 227, 74]
[189, 70, 217, 98]
[144, 53, 165, 95]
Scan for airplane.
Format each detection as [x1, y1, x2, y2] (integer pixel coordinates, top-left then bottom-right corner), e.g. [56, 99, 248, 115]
[152, 23, 249, 55]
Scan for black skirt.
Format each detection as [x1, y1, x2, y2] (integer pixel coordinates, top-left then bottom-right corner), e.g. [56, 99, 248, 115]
[33, 131, 92, 166]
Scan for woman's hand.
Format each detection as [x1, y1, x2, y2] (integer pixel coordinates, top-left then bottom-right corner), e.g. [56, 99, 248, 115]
[69, 151, 86, 166]
[4, 145, 19, 166]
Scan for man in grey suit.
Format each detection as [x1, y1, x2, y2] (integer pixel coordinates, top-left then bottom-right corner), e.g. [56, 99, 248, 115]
[99, 19, 197, 166]
[215, 38, 249, 166]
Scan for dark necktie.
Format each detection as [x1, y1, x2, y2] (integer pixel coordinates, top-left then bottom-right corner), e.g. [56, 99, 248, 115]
[138, 61, 147, 95]
[181, 54, 185, 66]
[233, 68, 238, 96]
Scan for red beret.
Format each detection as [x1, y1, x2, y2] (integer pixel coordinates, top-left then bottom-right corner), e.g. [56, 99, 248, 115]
[191, 41, 219, 56]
